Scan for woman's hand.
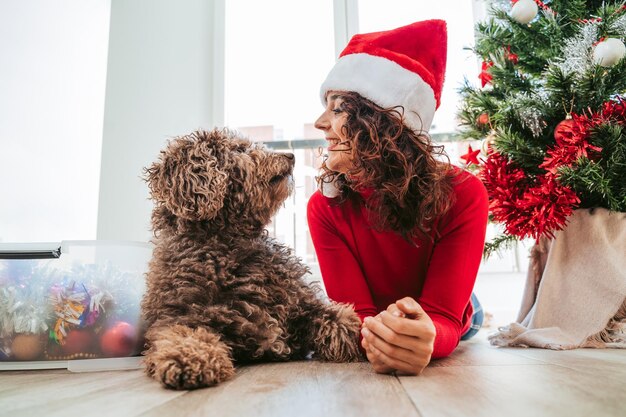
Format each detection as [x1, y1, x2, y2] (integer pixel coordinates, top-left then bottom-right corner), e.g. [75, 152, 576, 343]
[360, 297, 436, 375]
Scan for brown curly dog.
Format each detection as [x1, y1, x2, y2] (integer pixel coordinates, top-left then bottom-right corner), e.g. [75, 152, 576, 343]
[141, 129, 361, 390]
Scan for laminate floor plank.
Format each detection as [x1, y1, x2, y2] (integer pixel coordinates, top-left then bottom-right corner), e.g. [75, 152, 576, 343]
[0, 369, 184, 417]
[140, 361, 420, 417]
[399, 363, 626, 417]
[431, 339, 545, 367]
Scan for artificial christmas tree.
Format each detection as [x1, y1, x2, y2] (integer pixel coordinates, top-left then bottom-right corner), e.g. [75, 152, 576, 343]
[459, 0, 626, 349]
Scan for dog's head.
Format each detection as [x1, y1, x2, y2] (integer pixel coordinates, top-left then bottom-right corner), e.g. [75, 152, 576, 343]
[145, 129, 294, 234]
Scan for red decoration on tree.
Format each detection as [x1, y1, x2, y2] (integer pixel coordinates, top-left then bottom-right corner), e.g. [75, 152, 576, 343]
[602, 95, 626, 119]
[480, 151, 579, 240]
[461, 145, 481, 165]
[578, 17, 602, 24]
[553, 117, 578, 139]
[505, 46, 519, 64]
[510, 175, 580, 240]
[477, 112, 490, 126]
[540, 114, 602, 173]
[479, 61, 493, 87]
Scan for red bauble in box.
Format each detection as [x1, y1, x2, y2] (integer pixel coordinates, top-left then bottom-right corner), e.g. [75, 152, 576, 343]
[100, 321, 138, 357]
[62, 329, 95, 355]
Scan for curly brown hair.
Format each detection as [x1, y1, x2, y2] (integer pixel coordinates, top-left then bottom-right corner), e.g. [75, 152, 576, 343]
[317, 92, 457, 242]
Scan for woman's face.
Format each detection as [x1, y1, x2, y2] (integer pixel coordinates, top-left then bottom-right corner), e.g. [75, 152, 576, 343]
[314, 91, 354, 173]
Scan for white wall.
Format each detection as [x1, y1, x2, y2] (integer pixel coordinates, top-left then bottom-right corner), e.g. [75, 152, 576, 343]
[0, 0, 110, 242]
[97, 0, 220, 242]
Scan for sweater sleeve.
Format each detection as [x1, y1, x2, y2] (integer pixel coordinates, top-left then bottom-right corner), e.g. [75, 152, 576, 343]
[307, 192, 378, 321]
[418, 173, 489, 358]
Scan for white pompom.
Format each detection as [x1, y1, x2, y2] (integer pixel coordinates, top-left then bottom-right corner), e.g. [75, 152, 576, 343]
[320, 178, 341, 198]
[592, 38, 626, 67]
[510, 0, 538, 24]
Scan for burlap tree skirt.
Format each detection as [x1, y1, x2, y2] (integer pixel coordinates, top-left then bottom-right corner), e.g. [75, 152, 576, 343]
[489, 208, 626, 349]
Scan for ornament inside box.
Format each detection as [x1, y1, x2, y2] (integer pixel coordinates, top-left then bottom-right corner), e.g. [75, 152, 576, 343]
[0, 241, 150, 371]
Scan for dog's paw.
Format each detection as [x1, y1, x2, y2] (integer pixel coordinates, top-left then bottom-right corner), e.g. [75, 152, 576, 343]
[143, 325, 236, 389]
[314, 304, 362, 362]
[147, 356, 234, 390]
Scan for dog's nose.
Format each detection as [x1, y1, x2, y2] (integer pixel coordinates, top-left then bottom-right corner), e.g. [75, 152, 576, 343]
[282, 153, 295, 161]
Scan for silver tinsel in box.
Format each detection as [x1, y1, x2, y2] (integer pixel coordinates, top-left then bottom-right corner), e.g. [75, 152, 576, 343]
[0, 241, 150, 371]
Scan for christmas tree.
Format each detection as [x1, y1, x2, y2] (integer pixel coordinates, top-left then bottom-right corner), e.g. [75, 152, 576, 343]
[458, 0, 626, 256]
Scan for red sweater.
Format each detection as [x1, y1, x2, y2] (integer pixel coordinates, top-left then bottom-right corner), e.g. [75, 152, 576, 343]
[307, 170, 488, 358]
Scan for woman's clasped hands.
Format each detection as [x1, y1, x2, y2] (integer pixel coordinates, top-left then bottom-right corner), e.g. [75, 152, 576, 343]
[360, 297, 436, 375]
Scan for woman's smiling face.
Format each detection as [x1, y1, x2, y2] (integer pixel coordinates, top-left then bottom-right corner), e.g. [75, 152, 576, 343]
[314, 91, 354, 174]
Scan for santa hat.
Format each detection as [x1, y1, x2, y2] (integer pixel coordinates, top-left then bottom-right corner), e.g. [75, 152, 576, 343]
[320, 20, 447, 133]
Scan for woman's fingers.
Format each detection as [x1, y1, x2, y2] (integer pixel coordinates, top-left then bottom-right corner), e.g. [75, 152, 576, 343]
[375, 311, 436, 341]
[366, 343, 423, 376]
[361, 326, 422, 364]
[395, 297, 424, 319]
[386, 303, 405, 318]
[363, 316, 418, 348]
[362, 336, 395, 374]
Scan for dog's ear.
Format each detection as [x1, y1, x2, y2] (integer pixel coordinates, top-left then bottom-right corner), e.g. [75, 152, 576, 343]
[144, 139, 228, 221]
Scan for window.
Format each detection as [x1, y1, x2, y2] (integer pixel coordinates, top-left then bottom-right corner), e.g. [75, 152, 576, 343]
[224, 1, 335, 138]
[0, 1, 110, 243]
[224, 1, 335, 264]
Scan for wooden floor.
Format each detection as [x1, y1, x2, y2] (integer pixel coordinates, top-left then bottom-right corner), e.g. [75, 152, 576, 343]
[1, 331, 625, 417]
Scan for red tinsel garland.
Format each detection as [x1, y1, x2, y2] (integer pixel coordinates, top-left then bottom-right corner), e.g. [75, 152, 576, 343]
[480, 151, 579, 240]
[602, 96, 626, 120]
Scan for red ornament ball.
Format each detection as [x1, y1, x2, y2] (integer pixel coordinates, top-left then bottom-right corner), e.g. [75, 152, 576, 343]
[554, 118, 577, 142]
[477, 112, 490, 125]
[100, 321, 138, 357]
[62, 329, 95, 355]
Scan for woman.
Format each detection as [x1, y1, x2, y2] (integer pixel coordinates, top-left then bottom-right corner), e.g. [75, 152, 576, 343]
[307, 20, 488, 375]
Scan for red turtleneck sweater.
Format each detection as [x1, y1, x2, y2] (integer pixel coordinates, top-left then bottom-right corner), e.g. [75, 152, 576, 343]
[307, 170, 488, 358]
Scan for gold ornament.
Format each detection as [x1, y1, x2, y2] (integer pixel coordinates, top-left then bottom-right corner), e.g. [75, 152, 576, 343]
[11, 333, 44, 361]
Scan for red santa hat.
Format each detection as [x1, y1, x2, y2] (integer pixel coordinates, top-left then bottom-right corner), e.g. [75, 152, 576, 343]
[320, 20, 447, 133]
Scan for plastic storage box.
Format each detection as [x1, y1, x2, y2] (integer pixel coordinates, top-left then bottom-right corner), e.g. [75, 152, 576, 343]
[0, 240, 151, 371]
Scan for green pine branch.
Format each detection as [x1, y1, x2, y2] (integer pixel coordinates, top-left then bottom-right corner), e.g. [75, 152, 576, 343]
[483, 233, 519, 259]
[492, 127, 547, 174]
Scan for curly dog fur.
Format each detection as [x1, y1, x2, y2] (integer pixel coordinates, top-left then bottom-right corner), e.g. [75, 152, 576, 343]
[142, 129, 361, 390]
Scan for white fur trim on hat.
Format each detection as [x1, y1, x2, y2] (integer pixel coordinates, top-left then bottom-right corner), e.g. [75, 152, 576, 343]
[320, 53, 437, 133]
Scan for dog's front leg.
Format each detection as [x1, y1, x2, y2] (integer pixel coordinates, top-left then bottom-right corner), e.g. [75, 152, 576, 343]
[309, 302, 363, 362]
[143, 324, 235, 390]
